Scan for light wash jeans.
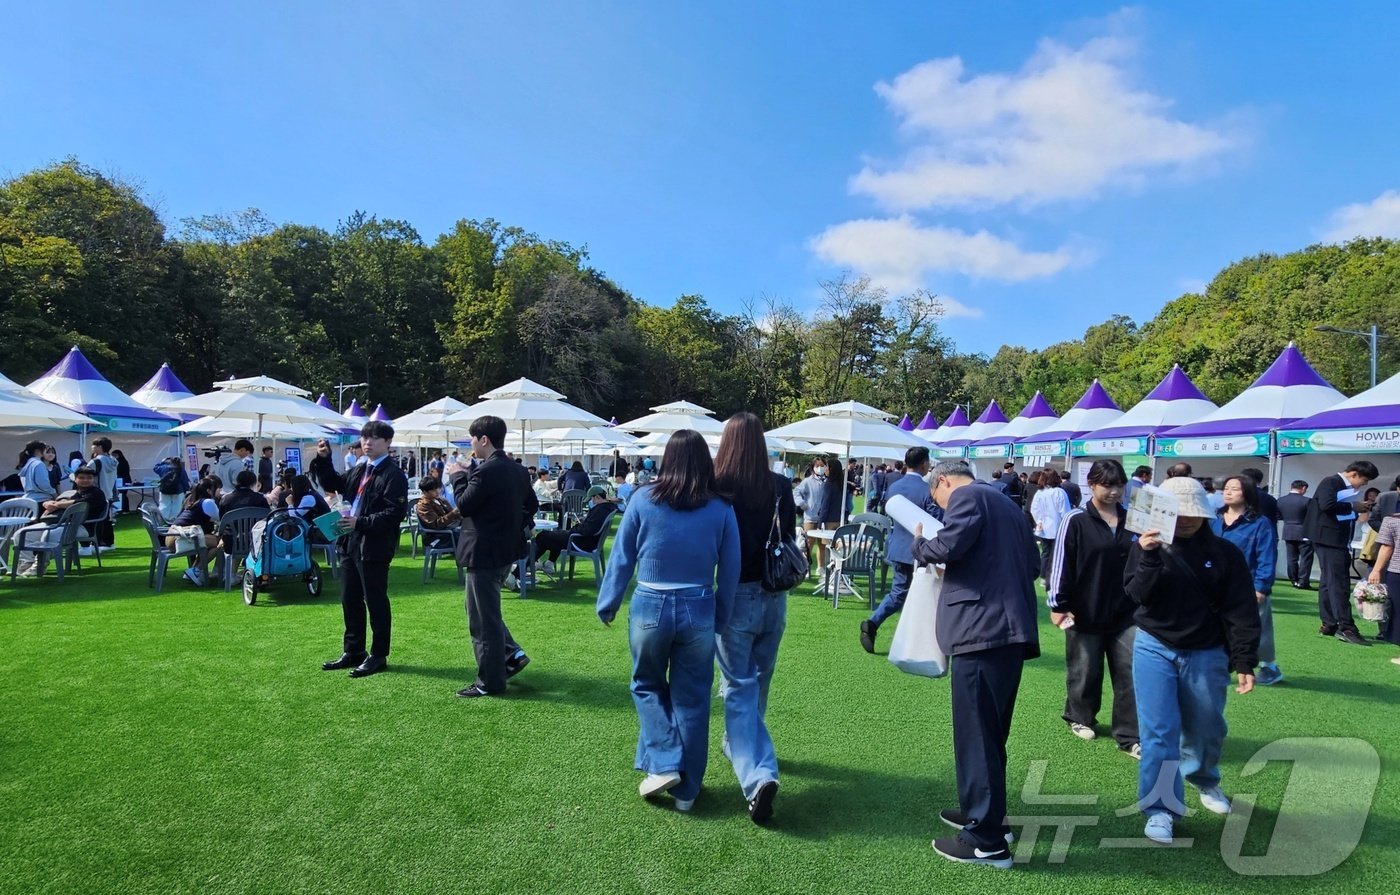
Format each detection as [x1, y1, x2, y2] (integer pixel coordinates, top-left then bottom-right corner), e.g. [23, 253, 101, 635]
[716, 581, 787, 800]
[628, 584, 716, 802]
[1133, 629, 1230, 818]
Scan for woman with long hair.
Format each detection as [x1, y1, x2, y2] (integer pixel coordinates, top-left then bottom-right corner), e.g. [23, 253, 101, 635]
[794, 454, 843, 571]
[17, 441, 56, 503]
[1211, 474, 1281, 685]
[166, 475, 224, 586]
[596, 430, 740, 813]
[713, 412, 796, 823]
[41, 445, 61, 493]
[1031, 467, 1071, 587]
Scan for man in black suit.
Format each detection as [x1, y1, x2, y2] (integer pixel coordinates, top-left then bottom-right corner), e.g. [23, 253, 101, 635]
[1277, 480, 1313, 589]
[1060, 469, 1082, 508]
[258, 447, 274, 493]
[311, 421, 409, 678]
[1306, 460, 1379, 646]
[450, 415, 540, 698]
[912, 460, 1040, 870]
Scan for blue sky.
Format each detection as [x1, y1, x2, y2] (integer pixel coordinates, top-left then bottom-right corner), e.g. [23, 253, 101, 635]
[4, 2, 1399, 356]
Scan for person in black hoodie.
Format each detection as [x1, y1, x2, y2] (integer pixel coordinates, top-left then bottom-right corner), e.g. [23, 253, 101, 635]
[1124, 475, 1259, 847]
[1047, 459, 1139, 756]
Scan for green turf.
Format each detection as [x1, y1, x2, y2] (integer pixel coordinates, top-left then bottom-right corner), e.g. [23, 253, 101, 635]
[2, 515, 1397, 894]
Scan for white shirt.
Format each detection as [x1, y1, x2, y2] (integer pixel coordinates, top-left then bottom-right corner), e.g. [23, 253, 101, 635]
[1031, 486, 1071, 539]
[350, 454, 391, 517]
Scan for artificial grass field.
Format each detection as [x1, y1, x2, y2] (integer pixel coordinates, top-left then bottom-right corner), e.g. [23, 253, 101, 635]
[3, 514, 1398, 895]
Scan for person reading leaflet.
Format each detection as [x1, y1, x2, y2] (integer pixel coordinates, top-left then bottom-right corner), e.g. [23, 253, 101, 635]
[1126, 484, 1180, 546]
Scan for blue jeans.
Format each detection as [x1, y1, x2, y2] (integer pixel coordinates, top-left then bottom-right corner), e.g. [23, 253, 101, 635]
[628, 585, 716, 802]
[716, 581, 787, 800]
[1133, 629, 1229, 817]
[868, 561, 913, 627]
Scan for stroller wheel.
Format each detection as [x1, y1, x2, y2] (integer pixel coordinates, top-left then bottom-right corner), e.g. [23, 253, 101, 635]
[307, 563, 322, 596]
[242, 569, 258, 605]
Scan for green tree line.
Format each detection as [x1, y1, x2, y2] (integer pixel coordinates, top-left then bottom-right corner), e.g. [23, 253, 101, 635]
[2, 160, 1396, 424]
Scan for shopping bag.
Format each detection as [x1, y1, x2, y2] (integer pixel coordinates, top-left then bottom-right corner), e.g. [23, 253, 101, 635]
[888, 564, 947, 678]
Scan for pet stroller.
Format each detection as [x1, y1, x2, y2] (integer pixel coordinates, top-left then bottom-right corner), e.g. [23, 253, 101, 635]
[242, 508, 323, 605]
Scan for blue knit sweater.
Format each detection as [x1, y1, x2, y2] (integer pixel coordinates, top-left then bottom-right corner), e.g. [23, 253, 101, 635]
[595, 486, 740, 626]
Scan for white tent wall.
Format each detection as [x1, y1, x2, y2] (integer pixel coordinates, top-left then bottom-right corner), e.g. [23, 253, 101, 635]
[0, 429, 176, 485]
[1278, 453, 1400, 497]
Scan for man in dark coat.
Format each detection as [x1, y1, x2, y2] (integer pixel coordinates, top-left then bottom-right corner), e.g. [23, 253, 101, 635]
[310, 421, 409, 678]
[911, 460, 1040, 869]
[1277, 480, 1313, 589]
[1305, 461, 1378, 646]
[450, 414, 540, 698]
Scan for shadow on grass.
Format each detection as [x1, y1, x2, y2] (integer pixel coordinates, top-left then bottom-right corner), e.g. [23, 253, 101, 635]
[390, 664, 635, 712]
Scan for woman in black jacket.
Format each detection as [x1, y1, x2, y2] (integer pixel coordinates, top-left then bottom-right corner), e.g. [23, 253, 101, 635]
[1124, 475, 1259, 847]
[1048, 459, 1138, 756]
[713, 412, 796, 825]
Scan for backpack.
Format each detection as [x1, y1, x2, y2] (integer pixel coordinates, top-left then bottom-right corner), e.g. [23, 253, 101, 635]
[159, 467, 184, 495]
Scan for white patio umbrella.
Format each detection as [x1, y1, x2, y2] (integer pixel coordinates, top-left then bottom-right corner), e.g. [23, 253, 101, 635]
[617, 399, 726, 434]
[0, 387, 99, 429]
[157, 383, 350, 438]
[440, 378, 609, 459]
[213, 375, 311, 396]
[172, 416, 334, 440]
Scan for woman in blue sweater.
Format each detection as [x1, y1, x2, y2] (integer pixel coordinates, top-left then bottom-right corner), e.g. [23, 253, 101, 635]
[1211, 474, 1281, 685]
[597, 430, 740, 812]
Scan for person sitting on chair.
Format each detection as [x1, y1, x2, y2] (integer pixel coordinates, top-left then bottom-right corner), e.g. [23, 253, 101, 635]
[220, 470, 269, 514]
[416, 476, 460, 549]
[14, 465, 108, 577]
[533, 485, 617, 575]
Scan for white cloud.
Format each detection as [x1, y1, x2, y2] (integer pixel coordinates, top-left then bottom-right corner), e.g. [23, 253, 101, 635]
[851, 32, 1240, 210]
[810, 216, 1079, 309]
[1320, 190, 1400, 243]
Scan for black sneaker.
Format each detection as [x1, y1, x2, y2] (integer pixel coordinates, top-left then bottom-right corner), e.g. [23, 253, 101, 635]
[931, 836, 1013, 869]
[748, 780, 778, 825]
[1336, 629, 1371, 647]
[505, 651, 531, 678]
[859, 620, 877, 654]
[1319, 624, 1338, 637]
[938, 809, 1014, 843]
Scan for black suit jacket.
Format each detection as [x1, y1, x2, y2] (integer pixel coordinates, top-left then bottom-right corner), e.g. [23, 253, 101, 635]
[312, 456, 409, 562]
[1277, 492, 1310, 541]
[1304, 473, 1355, 549]
[452, 452, 539, 570]
[911, 483, 1042, 659]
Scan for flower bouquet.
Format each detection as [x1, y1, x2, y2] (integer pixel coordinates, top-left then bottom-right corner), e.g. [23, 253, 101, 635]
[1352, 580, 1390, 622]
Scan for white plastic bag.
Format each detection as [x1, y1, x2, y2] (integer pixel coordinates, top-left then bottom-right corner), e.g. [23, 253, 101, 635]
[888, 565, 947, 678]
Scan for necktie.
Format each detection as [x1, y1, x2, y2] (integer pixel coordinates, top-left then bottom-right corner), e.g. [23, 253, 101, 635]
[352, 464, 373, 516]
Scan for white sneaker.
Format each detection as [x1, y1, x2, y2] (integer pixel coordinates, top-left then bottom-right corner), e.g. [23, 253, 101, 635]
[1124, 743, 1142, 760]
[1069, 722, 1096, 741]
[18, 564, 39, 578]
[1144, 813, 1173, 845]
[1196, 785, 1232, 815]
[97, 545, 115, 553]
[639, 772, 681, 798]
[541, 560, 556, 574]
[503, 573, 519, 592]
[77, 546, 96, 556]
[673, 797, 694, 812]
[183, 567, 204, 587]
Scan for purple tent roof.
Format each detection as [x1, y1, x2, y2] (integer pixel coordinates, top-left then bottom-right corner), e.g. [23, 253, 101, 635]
[45, 345, 107, 382]
[369, 403, 392, 422]
[1164, 343, 1342, 438]
[897, 413, 914, 431]
[29, 346, 175, 421]
[344, 399, 367, 419]
[608, 416, 619, 427]
[137, 363, 192, 396]
[974, 400, 1010, 425]
[1143, 364, 1211, 403]
[1072, 379, 1121, 412]
[1021, 380, 1122, 442]
[942, 406, 972, 428]
[316, 393, 334, 410]
[1252, 342, 1332, 388]
[975, 392, 1059, 445]
[915, 410, 939, 430]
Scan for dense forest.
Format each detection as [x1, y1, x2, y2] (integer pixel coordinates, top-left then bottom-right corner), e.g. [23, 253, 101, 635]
[2, 160, 1397, 423]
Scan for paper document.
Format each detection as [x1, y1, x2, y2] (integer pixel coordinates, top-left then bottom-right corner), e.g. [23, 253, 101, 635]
[312, 511, 345, 541]
[1125, 483, 1179, 545]
[885, 494, 944, 538]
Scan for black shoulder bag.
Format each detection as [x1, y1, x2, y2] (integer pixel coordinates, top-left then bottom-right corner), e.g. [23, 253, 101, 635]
[761, 491, 808, 593]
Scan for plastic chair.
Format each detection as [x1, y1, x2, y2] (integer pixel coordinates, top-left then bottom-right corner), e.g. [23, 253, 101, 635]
[824, 523, 886, 609]
[564, 506, 620, 582]
[0, 497, 39, 576]
[403, 504, 421, 558]
[216, 506, 271, 591]
[10, 502, 89, 582]
[421, 527, 463, 584]
[558, 489, 588, 528]
[142, 513, 201, 593]
[850, 512, 894, 589]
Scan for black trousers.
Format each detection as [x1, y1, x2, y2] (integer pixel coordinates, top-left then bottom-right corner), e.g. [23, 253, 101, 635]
[465, 564, 521, 693]
[1315, 543, 1356, 631]
[1381, 570, 1400, 646]
[1284, 539, 1314, 586]
[535, 529, 572, 563]
[342, 555, 392, 657]
[950, 644, 1024, 850]
[1063, 623, 1138, 747]
[1037, 537, 1056, 587]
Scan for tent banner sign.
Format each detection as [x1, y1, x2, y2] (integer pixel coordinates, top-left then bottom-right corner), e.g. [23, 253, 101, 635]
[1155, 434, 1270, 457]
[970, 444, 1010, 459]
[1278, 428, 1400, 454]
[1070, 437, 1148, 456]
[1015, 440, 1067, 458]
[932, 445, 966, 459]
[93, 415, 178, 434]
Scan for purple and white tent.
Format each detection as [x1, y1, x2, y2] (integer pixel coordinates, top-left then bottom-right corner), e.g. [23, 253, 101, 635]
[132, 363, 196, 421]
[369, 403, 393, 424]
[922, 406, 971, 453]
[1277, 366, 1400, 455]
[316, 393, 335, 411]
[27, 347, 177, 434]
[896, 413, 914, 431]
[914, 410, 939, 433]
[1158, 343, 1343, 458]
[938, 401, 1010, 458]
[1074, 365, 1218, 456]
[1016, 380, 1123, 459]
[970, 392, 1060, 460]
[343, 399, 369, 425]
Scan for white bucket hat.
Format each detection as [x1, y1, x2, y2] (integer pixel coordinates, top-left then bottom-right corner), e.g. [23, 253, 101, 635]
[1157, 475, 1216, 519]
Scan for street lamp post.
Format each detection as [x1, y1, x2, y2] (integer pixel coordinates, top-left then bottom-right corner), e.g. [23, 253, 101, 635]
[1314, 325, 1383, 388]
[335, 381, 368, 413]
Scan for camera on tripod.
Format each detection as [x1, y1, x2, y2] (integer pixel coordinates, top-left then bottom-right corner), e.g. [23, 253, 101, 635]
[202, 445, 232, 460]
